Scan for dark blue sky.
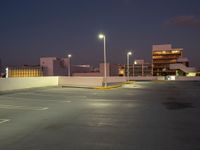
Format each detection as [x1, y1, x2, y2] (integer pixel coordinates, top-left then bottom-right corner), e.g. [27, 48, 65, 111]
[1, 0, 200, 67]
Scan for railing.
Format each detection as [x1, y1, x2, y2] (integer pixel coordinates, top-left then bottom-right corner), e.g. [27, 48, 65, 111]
[170, 64, 196, 73]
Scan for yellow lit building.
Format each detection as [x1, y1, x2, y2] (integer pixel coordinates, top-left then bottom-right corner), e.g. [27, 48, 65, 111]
[8, 66, 43, 77]
[152, 44, 183, 76]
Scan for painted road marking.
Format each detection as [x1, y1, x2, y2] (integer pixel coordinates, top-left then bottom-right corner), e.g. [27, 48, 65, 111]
[0, 119, 10, 124]
[64, 101, 72, 103]
[86, 99, 137, 102]
[0, 96, 71, 103]
[2, 93, 66, 99]
[6, 92, 88, 99]
[0, 104, 48, 111]
[65, 95, 87, 98]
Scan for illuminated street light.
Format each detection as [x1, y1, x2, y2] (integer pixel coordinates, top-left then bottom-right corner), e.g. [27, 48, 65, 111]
[127, 51, 132, 81]
[5, 67, 8, 78]
[68, 54, 72, 76]
[98, 33, 107, 87]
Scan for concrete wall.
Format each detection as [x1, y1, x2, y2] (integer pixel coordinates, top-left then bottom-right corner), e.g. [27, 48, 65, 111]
[175, 76, 200, 81]
[1, 76, 200, 92]
[0, 77, 58, 92]
[73, 72, 102, 77]
[58, 76, 103, 87]
[106, 77, 127, 83]
[130, 76, 159, 81]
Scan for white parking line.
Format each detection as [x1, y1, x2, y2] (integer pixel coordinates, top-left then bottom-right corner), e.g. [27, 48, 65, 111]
[86, 99, 138, 102]
[0, 119, 10, 124]
[0, 104, 48, 111]
[0, 96, 71, 103]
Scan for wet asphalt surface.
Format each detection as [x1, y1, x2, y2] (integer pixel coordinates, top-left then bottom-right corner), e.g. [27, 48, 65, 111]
[0, 81, 200, 150]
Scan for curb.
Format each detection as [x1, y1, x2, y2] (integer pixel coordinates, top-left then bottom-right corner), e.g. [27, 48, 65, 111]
[94, 83, 123, 90]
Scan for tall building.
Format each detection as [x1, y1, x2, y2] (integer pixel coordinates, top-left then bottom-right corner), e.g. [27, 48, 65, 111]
[152, 44, 183, 76]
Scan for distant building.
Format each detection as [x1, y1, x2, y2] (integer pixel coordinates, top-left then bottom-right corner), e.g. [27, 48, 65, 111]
[118, 65, 125, 76]
[72, 65, 92, 74]
[40, 57, 100, 76]
[152, 44, 183, 76]
[152, 44, 197, 76]
[133, 60, 152, 76]
[40, 57, 68, 76]
[99, 63, 119, 76]
[7, 66, 43, 77]
[73, 63, 119, 77]
[72, 64, 100, 76]
[119, 60, 152, 76]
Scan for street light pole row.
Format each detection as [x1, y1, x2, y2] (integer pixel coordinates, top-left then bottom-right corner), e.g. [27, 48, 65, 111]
[98, 33, 133, 85]
[67, 33, 133, 87]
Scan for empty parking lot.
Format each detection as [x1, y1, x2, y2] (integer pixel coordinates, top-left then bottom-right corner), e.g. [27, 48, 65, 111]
[0, 81, 200, 150]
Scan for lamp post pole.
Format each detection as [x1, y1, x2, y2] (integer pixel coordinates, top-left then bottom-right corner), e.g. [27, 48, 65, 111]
[99, 33, 107, 87]
[68, 54, 72, 76]
[127, 51, 132, 81]
[5, 67, 8, 78]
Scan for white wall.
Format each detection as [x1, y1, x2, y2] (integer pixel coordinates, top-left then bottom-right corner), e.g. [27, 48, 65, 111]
[0, 77, 58, 92]
[130, 76, 159, 81]
[58, 76, 103, 87]
[73, 72, 102, 77]
[1, 76, 200, 92]
[175, 76, 200, 81]
[106, 77, 127, 83]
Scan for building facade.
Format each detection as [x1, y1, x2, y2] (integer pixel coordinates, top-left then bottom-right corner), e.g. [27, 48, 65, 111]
[40, 57, 69, 76]
[7, 66, 43, 77]
[118, 60, 152, 76]
[133, 60, 152, 76]
[152, 44, 183, 76]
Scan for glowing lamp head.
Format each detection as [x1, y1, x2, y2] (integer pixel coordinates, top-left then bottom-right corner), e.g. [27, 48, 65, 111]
[98, 34, 105, 39]
[68, 54, 72, 58]
[127, 51, 132, 56]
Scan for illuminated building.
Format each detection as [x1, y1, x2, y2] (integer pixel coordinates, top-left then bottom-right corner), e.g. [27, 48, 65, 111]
[118, 66, 125, 76]
[152, 44, 183, 76]
[7, 66, 43, 77]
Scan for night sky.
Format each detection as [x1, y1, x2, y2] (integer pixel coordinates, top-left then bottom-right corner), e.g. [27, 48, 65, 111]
[1, 0, 200, 68]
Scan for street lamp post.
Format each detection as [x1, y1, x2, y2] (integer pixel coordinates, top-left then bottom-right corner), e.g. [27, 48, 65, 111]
[5, 67, 9, 78]
[68, 54, 72, 76]
[127, 51, 132, 81]
[99, 33, 107, 87]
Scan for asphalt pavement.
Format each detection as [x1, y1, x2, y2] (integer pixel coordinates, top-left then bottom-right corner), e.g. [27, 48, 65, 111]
[0, 81, 200, 150]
